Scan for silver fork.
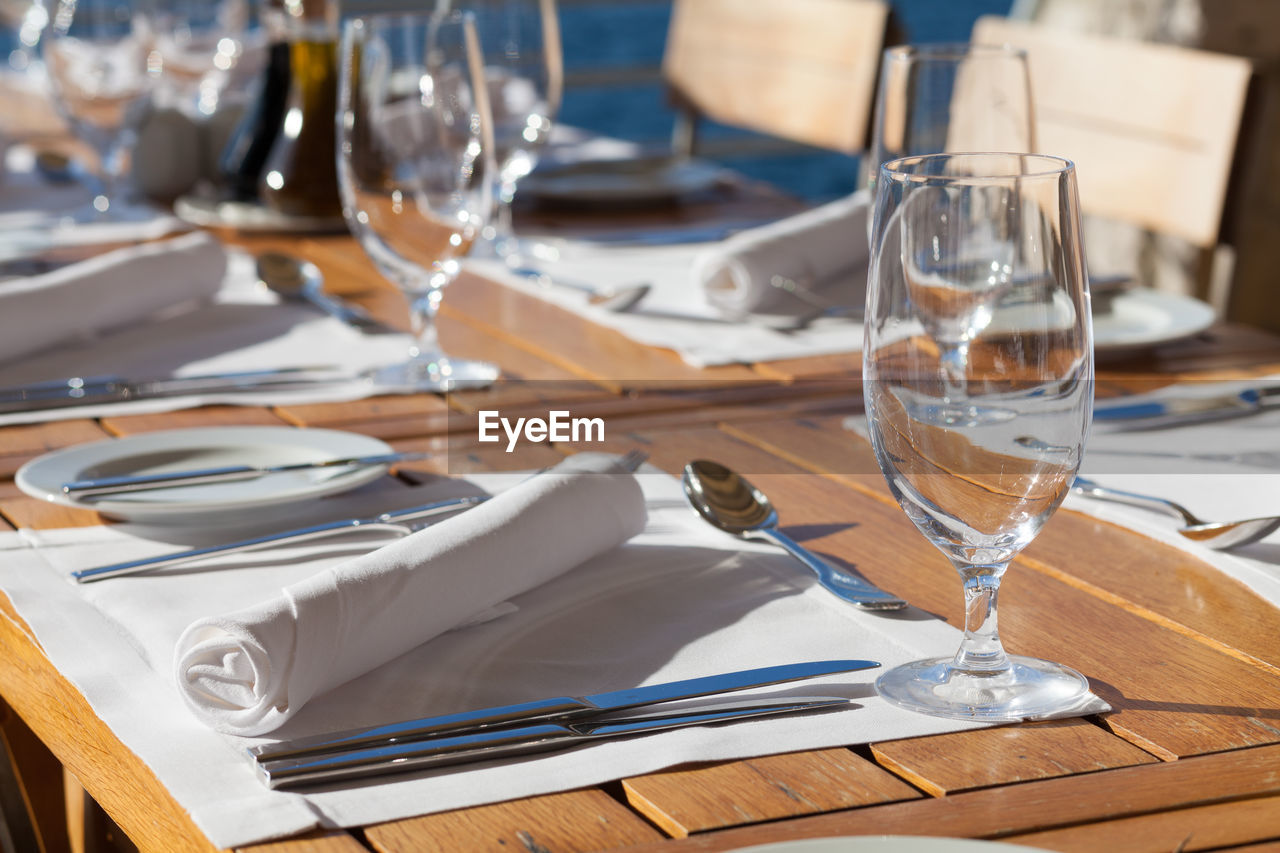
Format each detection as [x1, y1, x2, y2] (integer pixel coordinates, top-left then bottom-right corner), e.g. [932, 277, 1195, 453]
[71, 451, 649, 584]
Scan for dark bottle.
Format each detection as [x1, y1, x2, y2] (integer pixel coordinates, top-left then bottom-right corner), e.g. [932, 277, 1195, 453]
[217, 0, 291, 202]
[257, 0, 342, 218]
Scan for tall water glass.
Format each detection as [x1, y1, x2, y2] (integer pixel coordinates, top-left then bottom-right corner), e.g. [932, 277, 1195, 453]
[864, 44, 1035, 205]
[338, 9, 499, 389]
[863, 152, 1093, 720]
[43, 0, 156, 216]
[469, 0, 562, 262]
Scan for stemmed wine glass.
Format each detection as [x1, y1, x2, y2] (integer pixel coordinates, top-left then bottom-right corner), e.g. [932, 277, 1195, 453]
[469, 0, 562, 263]
[42, 0, 156, 217]
[337, 9, 499, 389]
[864, 44, 1035, 206]
[863, 152, 1094, 720]
[150, 0, 251, 116]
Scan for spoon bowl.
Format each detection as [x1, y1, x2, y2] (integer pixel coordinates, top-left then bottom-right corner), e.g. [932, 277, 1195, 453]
[681, 459, 906, 610]
[257, 252, 394, 333]
[513, 266, 650, 312]
[1072, 477, 1280, 549]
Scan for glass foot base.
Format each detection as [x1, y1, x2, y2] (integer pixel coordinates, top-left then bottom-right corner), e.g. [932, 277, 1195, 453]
[876, 655, 1090, 721]
[369, 356, 499, 392]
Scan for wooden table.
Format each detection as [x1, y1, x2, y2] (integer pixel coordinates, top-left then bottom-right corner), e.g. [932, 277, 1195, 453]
[2, 209, 1280, 853]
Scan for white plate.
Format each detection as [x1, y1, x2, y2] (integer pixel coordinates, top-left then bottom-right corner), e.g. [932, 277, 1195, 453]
[732, 837, 1049, 853]
[15, 426, 394, 524]
[174, 195, 349, 234]
[1094, 288, 1215, 356]
[520, 155, 725, 205]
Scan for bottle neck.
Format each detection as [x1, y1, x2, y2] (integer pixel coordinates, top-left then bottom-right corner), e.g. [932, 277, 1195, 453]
[282, 0, 337, 40]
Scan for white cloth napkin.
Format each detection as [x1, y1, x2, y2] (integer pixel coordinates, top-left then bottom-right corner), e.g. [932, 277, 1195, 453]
[473, 191, 871, 367]
[0, 248, 417, 427]
[175, 453, 647, 735]
[693, 191, 870, 318]
[0, 231, 226, 363]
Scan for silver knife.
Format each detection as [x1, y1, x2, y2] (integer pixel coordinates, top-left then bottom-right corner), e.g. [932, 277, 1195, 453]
[63, 451, 430, 498]
[0, 366, 348, 414]
[71, 495, 486, 583]
[1093, 384, 1280, 427]
[249, 658, 879, 764]
[256, 695, 852, 789]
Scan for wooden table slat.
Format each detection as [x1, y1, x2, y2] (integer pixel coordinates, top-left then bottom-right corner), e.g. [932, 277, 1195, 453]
[622, 748, 922, 838]
[362, 789, 665, 853]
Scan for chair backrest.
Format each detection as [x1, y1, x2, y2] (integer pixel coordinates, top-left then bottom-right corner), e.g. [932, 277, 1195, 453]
[662, 0, 889, 155]
[972, 16, 1253, 248]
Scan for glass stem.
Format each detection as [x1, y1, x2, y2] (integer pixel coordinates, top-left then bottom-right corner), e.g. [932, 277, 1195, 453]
[407, 288, 443, 360]
[952, 565, 1010, 673]
[940, 341, 970, 402]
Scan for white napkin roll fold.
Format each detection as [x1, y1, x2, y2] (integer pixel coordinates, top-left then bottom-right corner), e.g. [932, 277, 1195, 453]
[0, 231, 227, 363]
[694, 191, 870, 317]
[174, 453, 648, 736]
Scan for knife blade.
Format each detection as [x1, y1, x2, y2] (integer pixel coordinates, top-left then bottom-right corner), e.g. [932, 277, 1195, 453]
[1093, 384, 1280, 427]
[0, 366, 349, 414]
[62, 451, 431, 498]
[248, 658, 879, 763]
[255, 695, 853, 789]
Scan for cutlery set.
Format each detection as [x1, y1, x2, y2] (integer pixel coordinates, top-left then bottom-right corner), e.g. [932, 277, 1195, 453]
[249, 659, 877, 788]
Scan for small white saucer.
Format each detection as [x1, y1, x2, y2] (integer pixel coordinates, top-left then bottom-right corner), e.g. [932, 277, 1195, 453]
[520, 155, 726, 206]
[174, 195, 349, 234]
[1094, 288, 1215, 356]
[15, 426, 395, 524]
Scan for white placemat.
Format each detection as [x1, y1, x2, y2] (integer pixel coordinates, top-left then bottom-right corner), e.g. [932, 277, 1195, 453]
[0, 250, 415, 426]
[0, 467, 1106, 848]
[1069, 379, 1280, 607]
[471, 244, 865, 367]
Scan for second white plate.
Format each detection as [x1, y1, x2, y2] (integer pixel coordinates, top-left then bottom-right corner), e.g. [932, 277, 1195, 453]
[16, 426, 395, 524]
[1094, 288, 1215, 356]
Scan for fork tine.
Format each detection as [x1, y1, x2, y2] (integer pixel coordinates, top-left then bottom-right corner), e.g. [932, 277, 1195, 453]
[618, 450, 648, 472]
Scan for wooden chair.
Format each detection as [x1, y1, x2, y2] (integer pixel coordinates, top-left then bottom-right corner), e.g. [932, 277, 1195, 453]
[662, 0, 890, 156]
[972, 16, 1254, 301]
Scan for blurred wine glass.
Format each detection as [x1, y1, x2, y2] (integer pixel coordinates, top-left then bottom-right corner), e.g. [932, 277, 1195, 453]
[337, 9, 499, 389]
[469, 0, 562, 263]
[1, 0, 48, 72]
[42, 0, 156, 216]
[863, 152, 1093, 721]
[150, 0, 252, 117]
[864, 43, 1035, 208]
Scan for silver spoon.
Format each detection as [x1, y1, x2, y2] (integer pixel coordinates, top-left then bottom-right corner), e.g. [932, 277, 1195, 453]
[512, 265, 650, 312]
[257, 252, 394, 333]
[681, 460, 907, 610]
[1072, 477, 1280, 549]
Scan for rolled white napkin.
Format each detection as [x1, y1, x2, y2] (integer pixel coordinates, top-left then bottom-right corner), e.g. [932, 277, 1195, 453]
[0, 231, 227, 363]
[694, 191, 870, 317]
[173, 453, 648, 735]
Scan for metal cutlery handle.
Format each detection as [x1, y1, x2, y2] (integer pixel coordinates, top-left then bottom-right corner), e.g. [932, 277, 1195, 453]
[1070, 477, 1197, 525]
[71, 496, 485, 583]
[753, 528, 907, 610]
[256, 698, 849, 789]
[63, 451, 429, 498]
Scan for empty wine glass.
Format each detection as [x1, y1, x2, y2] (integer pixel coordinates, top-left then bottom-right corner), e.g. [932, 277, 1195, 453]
[469, 0, 562, 263]
[337, 9, 499, 389]
[863, 152, 1094, 721]
[150, 0, 251, 116]
[864, 44, 1035, 207]
[42, 0, 156, 217]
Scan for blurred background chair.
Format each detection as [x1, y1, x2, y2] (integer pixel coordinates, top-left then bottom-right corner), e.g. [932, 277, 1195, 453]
[661, 0, 888, 157]
[973, 15, 1254, 318]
